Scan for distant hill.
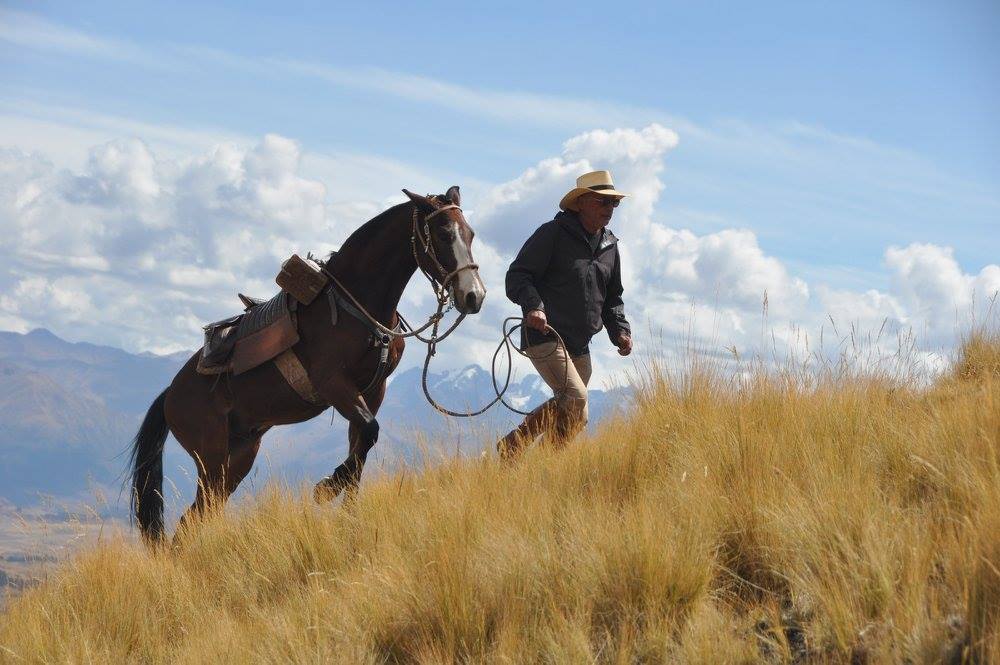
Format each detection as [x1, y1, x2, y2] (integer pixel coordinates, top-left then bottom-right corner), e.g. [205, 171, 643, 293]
[0, 329, 624, 510]
[0, 361, 121, 446]
[0, 329, 188, 415]
[0, 330, 184, 507]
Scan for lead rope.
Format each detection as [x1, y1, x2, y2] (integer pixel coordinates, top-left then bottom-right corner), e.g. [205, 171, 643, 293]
[420, 317, 570, 417]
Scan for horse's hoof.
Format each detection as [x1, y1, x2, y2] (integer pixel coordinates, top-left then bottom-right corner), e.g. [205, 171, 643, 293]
[313, 477, 341, 504]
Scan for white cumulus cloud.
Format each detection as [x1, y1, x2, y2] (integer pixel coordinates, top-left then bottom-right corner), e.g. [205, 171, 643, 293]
[0, 136, 337, 352]
[1, 125, 997, 386]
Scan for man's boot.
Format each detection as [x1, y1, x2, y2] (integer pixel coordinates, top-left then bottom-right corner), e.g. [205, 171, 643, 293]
[496, 399, 559, 460]
[545, 397, 587, 450]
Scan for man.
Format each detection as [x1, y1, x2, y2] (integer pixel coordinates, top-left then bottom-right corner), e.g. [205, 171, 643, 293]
[498, 170, 632, 458]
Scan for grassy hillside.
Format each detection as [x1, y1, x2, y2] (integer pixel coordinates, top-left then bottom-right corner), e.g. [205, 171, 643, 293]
[1, 334, 998, 663]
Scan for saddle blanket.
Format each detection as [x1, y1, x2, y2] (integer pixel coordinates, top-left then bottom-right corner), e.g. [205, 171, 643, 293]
[197, 291, 299, 376]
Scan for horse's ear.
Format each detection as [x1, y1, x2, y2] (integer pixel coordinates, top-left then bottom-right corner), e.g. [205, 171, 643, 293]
[444, 185, 461, 206]
[402, 188, 435, 213]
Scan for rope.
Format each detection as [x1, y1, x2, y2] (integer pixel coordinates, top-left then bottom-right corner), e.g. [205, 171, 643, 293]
[326, 271, 570, 418]
[322, 266, 464, 340]
[420, 317, 570, 418]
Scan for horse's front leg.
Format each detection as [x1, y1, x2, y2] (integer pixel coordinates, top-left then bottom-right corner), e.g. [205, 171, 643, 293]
[313, 378, 386, 503]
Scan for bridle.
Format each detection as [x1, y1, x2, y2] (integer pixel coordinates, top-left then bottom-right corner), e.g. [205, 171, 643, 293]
[410, 202, 480, 306]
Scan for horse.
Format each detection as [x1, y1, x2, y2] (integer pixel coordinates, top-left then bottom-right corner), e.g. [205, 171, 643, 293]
[128, 187, 486, 542]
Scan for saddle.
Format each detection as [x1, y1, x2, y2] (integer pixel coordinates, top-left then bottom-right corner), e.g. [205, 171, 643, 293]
[196, 253, 406, 403]
[197, 291, 299, 376]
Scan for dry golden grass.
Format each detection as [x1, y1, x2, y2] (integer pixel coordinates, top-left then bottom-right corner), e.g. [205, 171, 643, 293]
[1, 334, 998, 663]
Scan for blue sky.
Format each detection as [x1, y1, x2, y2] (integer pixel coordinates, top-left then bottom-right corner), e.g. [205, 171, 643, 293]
[6, 1, 998, 177]
[0, 1, 998, 378]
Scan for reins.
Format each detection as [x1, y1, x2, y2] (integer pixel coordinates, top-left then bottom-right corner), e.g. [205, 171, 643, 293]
[324, 200, 570, 418]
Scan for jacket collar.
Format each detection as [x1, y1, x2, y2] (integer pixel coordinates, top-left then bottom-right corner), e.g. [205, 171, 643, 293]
[555, 210, 619, 252]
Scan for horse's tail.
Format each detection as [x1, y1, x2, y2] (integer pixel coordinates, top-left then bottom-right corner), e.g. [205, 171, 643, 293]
[129, 388, 170, 543]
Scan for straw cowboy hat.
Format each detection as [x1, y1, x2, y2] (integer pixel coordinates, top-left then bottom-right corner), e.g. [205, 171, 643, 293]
[559, 170, 629, 212]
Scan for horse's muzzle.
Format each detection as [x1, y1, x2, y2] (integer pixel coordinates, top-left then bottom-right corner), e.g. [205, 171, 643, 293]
[462, 290, 484, 314]
[451, 265, 485, 315]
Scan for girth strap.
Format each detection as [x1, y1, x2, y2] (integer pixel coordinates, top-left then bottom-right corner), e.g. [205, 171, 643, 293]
[273, 349, 324, 405]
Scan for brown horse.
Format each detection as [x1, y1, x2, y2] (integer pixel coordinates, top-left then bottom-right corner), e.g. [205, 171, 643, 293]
[128, 187, 486, 541]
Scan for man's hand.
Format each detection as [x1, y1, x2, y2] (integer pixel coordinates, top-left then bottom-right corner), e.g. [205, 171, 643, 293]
[616, 333, 632, 356]
[525, 309, 549, 333]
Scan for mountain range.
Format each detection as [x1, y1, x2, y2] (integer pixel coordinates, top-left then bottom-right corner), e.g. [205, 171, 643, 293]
[0, 329, 625, 513]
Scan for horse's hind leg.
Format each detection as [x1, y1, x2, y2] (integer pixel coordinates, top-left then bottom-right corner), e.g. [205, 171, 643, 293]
[221, 427, 266, 497]
[314, 380, 386, 503]
[175, 427, 264, 535]
[168, 415, 225, 537]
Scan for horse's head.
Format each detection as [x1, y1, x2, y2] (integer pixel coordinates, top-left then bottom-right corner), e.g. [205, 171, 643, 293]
[403, 186, 486, 315]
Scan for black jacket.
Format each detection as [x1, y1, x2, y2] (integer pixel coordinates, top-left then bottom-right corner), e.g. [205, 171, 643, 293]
[505, 211, 630, 356]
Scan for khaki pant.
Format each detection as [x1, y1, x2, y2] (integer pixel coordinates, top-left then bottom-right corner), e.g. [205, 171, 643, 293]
[527, 341, 592, 418]
[497, 341, 594, 457]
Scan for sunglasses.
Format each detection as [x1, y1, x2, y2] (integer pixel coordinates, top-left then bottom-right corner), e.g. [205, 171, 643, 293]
[584, 195, 620, 208]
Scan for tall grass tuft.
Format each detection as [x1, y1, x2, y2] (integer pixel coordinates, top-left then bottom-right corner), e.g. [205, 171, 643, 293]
[954, 330, 1000, 384]
[1, 336, 998, 663]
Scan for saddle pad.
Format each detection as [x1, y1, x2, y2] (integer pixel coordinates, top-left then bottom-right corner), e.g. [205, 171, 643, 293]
[229, 293, 297, 375]
[236, 291, 289, 341]
[197, 292, 299, 376]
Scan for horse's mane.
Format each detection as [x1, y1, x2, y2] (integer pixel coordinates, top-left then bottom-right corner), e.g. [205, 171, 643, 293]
[319, 194, 450, 268]
[319, 201, 411, 268]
